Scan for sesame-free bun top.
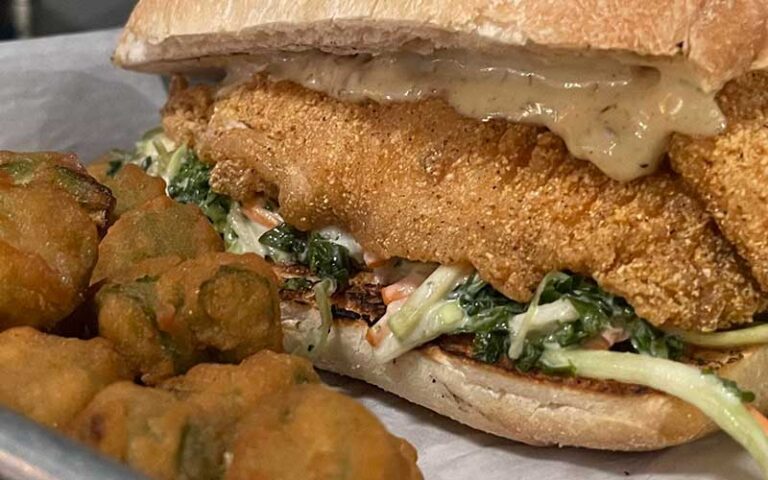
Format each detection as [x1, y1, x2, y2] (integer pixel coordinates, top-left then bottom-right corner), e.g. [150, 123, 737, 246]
[115, 0, 767, 90]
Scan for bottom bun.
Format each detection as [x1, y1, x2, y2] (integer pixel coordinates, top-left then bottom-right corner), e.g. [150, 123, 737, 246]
[281, 301, 768, 451]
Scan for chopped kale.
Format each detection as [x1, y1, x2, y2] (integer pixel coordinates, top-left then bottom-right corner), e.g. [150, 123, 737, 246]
[626, 317, 684, 360]
[106, 159, 124, 177]
[453, 272, 684, 371]
[259, 223, 308, 257]
[472, 331, 508, 364]
[514, 341, 544, 372]
[721, 377, 756, 403]
[306, 233, 357, 288]
[282, 277, 313, 291]
[166, 151, 231, 233]
[450, 272, 526, 318]
[259, 224, 360, 288]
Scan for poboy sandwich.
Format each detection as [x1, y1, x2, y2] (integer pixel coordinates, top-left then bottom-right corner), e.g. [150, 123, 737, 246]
[112, 0, 768, 473]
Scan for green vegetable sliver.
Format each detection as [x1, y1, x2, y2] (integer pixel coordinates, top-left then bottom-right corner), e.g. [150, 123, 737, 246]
[388, 264, 473, 340]
[373, 299, 467, 363]
[540, 348, 768, 476]
[508, 272, 567, 359]
[310, 278, 335, 355]
[669, 324, 768, 349]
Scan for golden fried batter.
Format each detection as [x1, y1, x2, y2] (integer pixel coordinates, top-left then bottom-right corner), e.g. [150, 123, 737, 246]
[92, 195, 223, 284]
[97, 252, 282, 384]
[670, 71, 768, 291]
[160, 350, 320, 411]
[225, 384, 422, 480]
[162, 77, 765, 330]
[70, 352, 321, 480]
[156, 251, 282, 359]
[0, 186, 100, 329]
[88, 162, 167, 222]
[0, 151, 114, 229]
[69, 381, 194, 480]
[160, 351, 320, 478]
[0, 327, 132, 429]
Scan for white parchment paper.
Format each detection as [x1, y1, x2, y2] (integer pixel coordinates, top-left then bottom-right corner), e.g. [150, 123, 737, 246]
[0, 29, 759, 480]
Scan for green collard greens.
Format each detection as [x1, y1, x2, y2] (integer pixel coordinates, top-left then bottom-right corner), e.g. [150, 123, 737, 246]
[258, 224, 360, 288]
[453, 272, 683, 370]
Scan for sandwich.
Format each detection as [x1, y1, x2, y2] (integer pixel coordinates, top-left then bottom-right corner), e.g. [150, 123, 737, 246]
[111, 0, 768, 472]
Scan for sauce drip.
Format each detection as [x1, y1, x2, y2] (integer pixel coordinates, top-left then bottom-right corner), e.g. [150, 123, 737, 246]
[225, 49, 725, 181]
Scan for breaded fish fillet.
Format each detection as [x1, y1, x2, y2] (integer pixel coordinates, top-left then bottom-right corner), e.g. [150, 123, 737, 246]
[161, 77, 765, 331]
[670, 71, 768, 291]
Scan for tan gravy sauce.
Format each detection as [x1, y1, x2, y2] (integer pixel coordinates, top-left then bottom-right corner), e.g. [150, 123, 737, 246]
[223, 49, 725, 181]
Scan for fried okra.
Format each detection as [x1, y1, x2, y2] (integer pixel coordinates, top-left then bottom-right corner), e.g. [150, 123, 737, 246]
[91, 195, 223, 284]
[88, 162, 167, 222]
[96, 252, 282, 384]
[0, 151, 113, 229]
[69, 352, 319, 480]
[225, 384, 422, 480]
[161, 350, 319, 415]
[160, 352, 320, 479]
[0, 186, 100, 329]
[69, 382, 194, 480]
[0, 327, 132, 429]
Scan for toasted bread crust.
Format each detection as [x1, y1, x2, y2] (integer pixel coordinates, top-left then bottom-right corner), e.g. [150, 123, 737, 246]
[116, 0, 767, 90]
[281, 302, 768, 451]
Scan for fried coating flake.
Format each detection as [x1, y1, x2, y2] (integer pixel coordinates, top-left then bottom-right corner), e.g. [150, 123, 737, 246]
[69, 352, 320, 480]
[96, 252, 282, 384]
[0, 151, 114, 229]
[670, 71, 768, 291]
[0, 186, 100, 329]
[225, 384, 422, 480]
[91, 195, 223, 284]
[88, 161, 167, 222]
[162, 77, 765, 331]
[0, 327, 132, 429]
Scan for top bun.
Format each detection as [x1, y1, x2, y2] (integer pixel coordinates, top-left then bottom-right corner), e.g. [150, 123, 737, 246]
[115, 0, 768, 90]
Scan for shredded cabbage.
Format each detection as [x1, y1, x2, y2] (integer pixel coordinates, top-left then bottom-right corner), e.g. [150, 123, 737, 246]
[669, 324, 768, 349]
[386, 264, 474, 340]
[374, 300, 466, 363]
[308, 278, 335, 355]
[541, 348, 768, 476]
[508, 298, 580, 335]
[507, 272, 569, 359]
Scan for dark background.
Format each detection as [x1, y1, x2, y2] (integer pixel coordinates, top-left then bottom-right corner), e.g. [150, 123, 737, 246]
[0, 0, 137, 40]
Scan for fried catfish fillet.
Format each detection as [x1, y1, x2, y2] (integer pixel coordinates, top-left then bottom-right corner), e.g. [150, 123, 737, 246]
[162, 77, 765, 331]
[670, 71, 768, 292]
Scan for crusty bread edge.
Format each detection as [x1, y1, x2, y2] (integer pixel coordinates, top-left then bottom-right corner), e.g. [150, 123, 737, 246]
[281, 301, 768, 451]
[115, 0, 768, 90]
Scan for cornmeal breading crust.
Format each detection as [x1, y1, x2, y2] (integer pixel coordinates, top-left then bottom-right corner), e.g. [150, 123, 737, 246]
[670, 71, 768, 292]
[161, 76, 766, 331]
